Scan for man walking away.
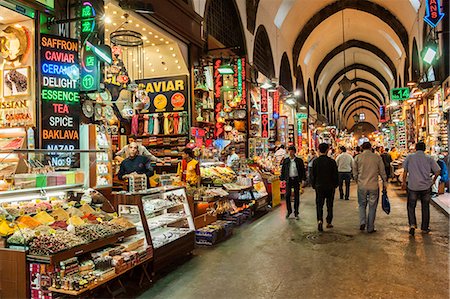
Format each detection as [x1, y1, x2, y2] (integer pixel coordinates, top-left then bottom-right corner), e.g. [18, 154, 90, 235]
[311, 143, 339, 231]
[353, 142, 387, 233]
[335, 146, 354, 200]
[380, 147, 392, 182]
[402, 142, 440, 236]
[280, 146, 306, 220]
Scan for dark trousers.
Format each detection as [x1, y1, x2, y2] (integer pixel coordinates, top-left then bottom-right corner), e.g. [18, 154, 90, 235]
[286, 177, 300, 216]
[407, 188, 431, 230]
[316, 187, 335, 224]
[338, 172, 351, 200]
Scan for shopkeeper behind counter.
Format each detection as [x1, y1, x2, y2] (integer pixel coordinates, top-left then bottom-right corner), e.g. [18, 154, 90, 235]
[178, 148, 201, 187]
[118, 142, 154, 188]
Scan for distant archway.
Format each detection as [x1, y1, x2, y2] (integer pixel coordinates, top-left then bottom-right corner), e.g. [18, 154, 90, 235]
[254, 25, 275, 78]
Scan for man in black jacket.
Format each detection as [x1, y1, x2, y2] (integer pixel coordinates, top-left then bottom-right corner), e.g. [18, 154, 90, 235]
[311, 143, 339, 231]
[280, 145, 306, 220]
[118, 142, 154, 188]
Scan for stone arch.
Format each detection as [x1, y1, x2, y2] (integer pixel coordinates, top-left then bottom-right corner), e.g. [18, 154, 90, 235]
[292, 0, 409, 69]
[411, 37, 420, 82]
[254, 25, 275, 78]
[205, 0, 247, 55]
[336, 87, 384, 111]
[296, 66, 306, 104]
[314, 40, 397, 88]
[279, 52, 293, 92]
[307, 79, 314, 107]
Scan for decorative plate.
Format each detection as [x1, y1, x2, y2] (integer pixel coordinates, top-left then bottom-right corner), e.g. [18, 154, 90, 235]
[104, 105, 114, 119]
[82, 101, 94, 118]
[94, 103, 103, 119]
[234, 109, 246, 119]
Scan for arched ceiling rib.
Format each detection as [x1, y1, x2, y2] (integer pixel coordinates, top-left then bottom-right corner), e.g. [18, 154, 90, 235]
[291, 0, 409, 69]
[313, 40, 397, 88]
[332, 81, 384, 108]
[344, 106, 379, 125]
[336, 88, 384, 111]
[327, 70, 389, 103]
[342, 96, 380, 117]
[325, 64, 390, 103]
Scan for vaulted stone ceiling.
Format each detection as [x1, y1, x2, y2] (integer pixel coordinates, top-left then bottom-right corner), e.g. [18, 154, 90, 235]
[263, 0, 421, 128]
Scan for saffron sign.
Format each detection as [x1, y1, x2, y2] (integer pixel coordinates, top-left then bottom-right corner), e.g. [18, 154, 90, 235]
[40, 34, 80, 167]
[424, 0, 445, 28]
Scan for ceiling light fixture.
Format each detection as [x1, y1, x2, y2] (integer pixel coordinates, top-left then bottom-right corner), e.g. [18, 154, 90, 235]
[338, 10, 351, 96]
[261, 82, 272, 89]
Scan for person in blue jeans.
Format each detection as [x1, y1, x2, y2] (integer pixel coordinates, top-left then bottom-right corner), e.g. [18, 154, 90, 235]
[402, 142, 441, 236]
[353, 142, 387, 233]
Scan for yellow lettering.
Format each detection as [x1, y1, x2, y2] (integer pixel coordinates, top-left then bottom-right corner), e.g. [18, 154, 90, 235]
[166, 81, 175, 92]
[175, 80, 184, 91]
[146, 83, 154, 93]
[154, 81, 163, 93]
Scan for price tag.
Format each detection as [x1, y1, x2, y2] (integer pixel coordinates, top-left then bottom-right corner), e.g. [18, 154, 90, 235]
[19, 209, 25, 216]
[36, 208, 42, 213]
[96, 217, 103, 223]
[49, 228, 56, 235]
[112, 212, 118, 218]
[36, 199, 41, 204]
[95, 207, 101, 212]
[68, 202, 74, 207]
[34, 230, 41, 236]
[80, 200, 86, 205]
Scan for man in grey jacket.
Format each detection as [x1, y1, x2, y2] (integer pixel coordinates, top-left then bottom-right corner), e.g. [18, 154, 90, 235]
[353, 142, 387, 233]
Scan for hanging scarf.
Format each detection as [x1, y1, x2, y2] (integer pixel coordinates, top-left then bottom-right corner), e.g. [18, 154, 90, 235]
[163, 113, 170, 135]
[149, 114, 154, 135]
[153, 114, 159, 135]
[131, 114, 139, 135]
[143, 115, 149, 135]
[158, 113, 164, 134]
[168, 113, 174, 134]
[182, 112, 189, 134]
[173, 113, 180, 134]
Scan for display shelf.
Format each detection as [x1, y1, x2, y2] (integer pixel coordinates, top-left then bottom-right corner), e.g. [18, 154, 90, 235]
[145, 202, 184, 216]
[136, 134, 188, 138]
[48, 255, 152, 296]
[0, 184, 84, 203]
[147, 213, 188, 230]
[26, 227, 137, 264]
[195, 121, 214, 126]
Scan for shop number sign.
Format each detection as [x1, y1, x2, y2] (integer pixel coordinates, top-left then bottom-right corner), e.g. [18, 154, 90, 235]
[390, 87, 410, 101]
[40, 34, 80, 168]
[136, 75, 188, 113]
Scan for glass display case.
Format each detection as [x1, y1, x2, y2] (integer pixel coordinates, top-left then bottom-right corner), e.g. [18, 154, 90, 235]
[114, 186, 195, 271]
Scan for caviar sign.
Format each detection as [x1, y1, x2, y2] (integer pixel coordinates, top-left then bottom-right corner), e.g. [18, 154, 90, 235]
[136, 75, 188, 113]
[40, 34, 80, 168]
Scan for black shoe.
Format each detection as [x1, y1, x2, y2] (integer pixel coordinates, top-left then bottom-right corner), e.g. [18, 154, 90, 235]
[368, 229, 377, 233]
[409, 227, 415, 236]
[345, 198, 349, 200]
[326, 223, 333, 228]
[360, 224, 365, 231]
[422, 228, 431, 234]
[339, 197, 343, 200]
[286, 212, 292, 219]
[318, 221, 323, 232]
[295, 215, 300, 220]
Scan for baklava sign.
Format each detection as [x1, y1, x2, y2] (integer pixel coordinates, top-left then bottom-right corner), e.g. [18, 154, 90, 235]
[136, 75, 188, 113]
[40, 34, 80, 168]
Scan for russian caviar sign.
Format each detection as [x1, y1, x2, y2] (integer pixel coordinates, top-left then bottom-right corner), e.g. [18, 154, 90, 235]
[40, 34, 80, 167]
[136, 75, 188, 113]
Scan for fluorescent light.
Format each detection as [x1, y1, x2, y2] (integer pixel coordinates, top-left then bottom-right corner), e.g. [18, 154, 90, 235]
[389, 101, 399, 107]
[217, 64, 234, 75]
[407, 98, 417, 103]
[299, 106, 307, 110]
[294, 90, 301, 96]
[286, 98, 296, 106]
[423, 47, 437, 64]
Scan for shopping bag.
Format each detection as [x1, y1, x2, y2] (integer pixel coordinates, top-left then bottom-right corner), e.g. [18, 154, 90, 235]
[382, 190, 391, 215]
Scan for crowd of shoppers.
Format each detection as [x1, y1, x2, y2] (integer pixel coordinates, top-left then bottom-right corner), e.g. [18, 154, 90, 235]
[278, 140, 445, 236]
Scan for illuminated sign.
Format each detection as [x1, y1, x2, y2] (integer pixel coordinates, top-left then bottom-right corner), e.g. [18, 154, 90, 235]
[35, 0, 54, 9]
[390, 87, 410, 101]
[40, 34, 80, 168]
[213, 59, 222, 99]
[261, 88, 268, 112]
[79, 1, 99, 92]
[261, 114, 269, 138]
[136, 75, 189, 113]
[379, 105, 387, 122]
[272, 90, 279, 119]
[424, 0, 445, 28]
[237, 57, 246, 105]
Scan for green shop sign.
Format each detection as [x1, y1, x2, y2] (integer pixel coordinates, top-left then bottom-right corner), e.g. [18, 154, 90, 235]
[390, 87, 410, 101]
[35, 0, 54, 9]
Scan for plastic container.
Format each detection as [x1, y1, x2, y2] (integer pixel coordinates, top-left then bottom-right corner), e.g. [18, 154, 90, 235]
[36, 174, 47, 187]
[14, 174, 36, 189]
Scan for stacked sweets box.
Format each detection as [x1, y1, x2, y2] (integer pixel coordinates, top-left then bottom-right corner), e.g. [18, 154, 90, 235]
[30, 263, 54, 299]
[195, 220, 234, 246]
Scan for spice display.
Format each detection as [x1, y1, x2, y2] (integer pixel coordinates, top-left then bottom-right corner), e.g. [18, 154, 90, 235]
[67, 207, 84, 217]
[110, 217, 135, 229]
[17, 215, 41, 228]
[200, 166, 236, 184]
[33, 211, 55, 225]
[67, 216, 85, 226]
[79, 204, 95, 215]
[51, 208, 70, 221]
[50, 220, 68, 230]
[7, 228, 36, 245]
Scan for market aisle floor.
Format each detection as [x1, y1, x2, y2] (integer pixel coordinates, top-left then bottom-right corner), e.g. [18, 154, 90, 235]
[138, 183, 449, 299]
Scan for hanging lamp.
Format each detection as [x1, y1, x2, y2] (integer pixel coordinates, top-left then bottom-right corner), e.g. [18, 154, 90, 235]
[338, 10, 351, 96]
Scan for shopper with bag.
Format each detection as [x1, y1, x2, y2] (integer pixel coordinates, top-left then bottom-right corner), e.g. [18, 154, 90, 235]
[353, 142, 387, 233]
[280, 146, 306, 220]
[402, 142, 440, 236]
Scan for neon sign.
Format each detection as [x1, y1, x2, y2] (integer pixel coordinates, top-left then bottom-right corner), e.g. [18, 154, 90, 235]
[40, 34, 80, 168]
[424, 0, 445, 28]
[79, 1, 100, 92]
[272, 90, 279, 119]
[261, 88, 268, 112]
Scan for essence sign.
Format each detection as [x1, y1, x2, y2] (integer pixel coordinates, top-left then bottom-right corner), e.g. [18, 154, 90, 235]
[40, 34, 80, 168]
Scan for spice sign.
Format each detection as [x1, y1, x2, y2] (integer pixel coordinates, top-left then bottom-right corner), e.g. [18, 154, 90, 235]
[136, 75, 188, 113]
[40, 34, 80, 168]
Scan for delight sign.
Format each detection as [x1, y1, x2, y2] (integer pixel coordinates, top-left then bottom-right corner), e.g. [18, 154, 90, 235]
[40, 34, 80, 168]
